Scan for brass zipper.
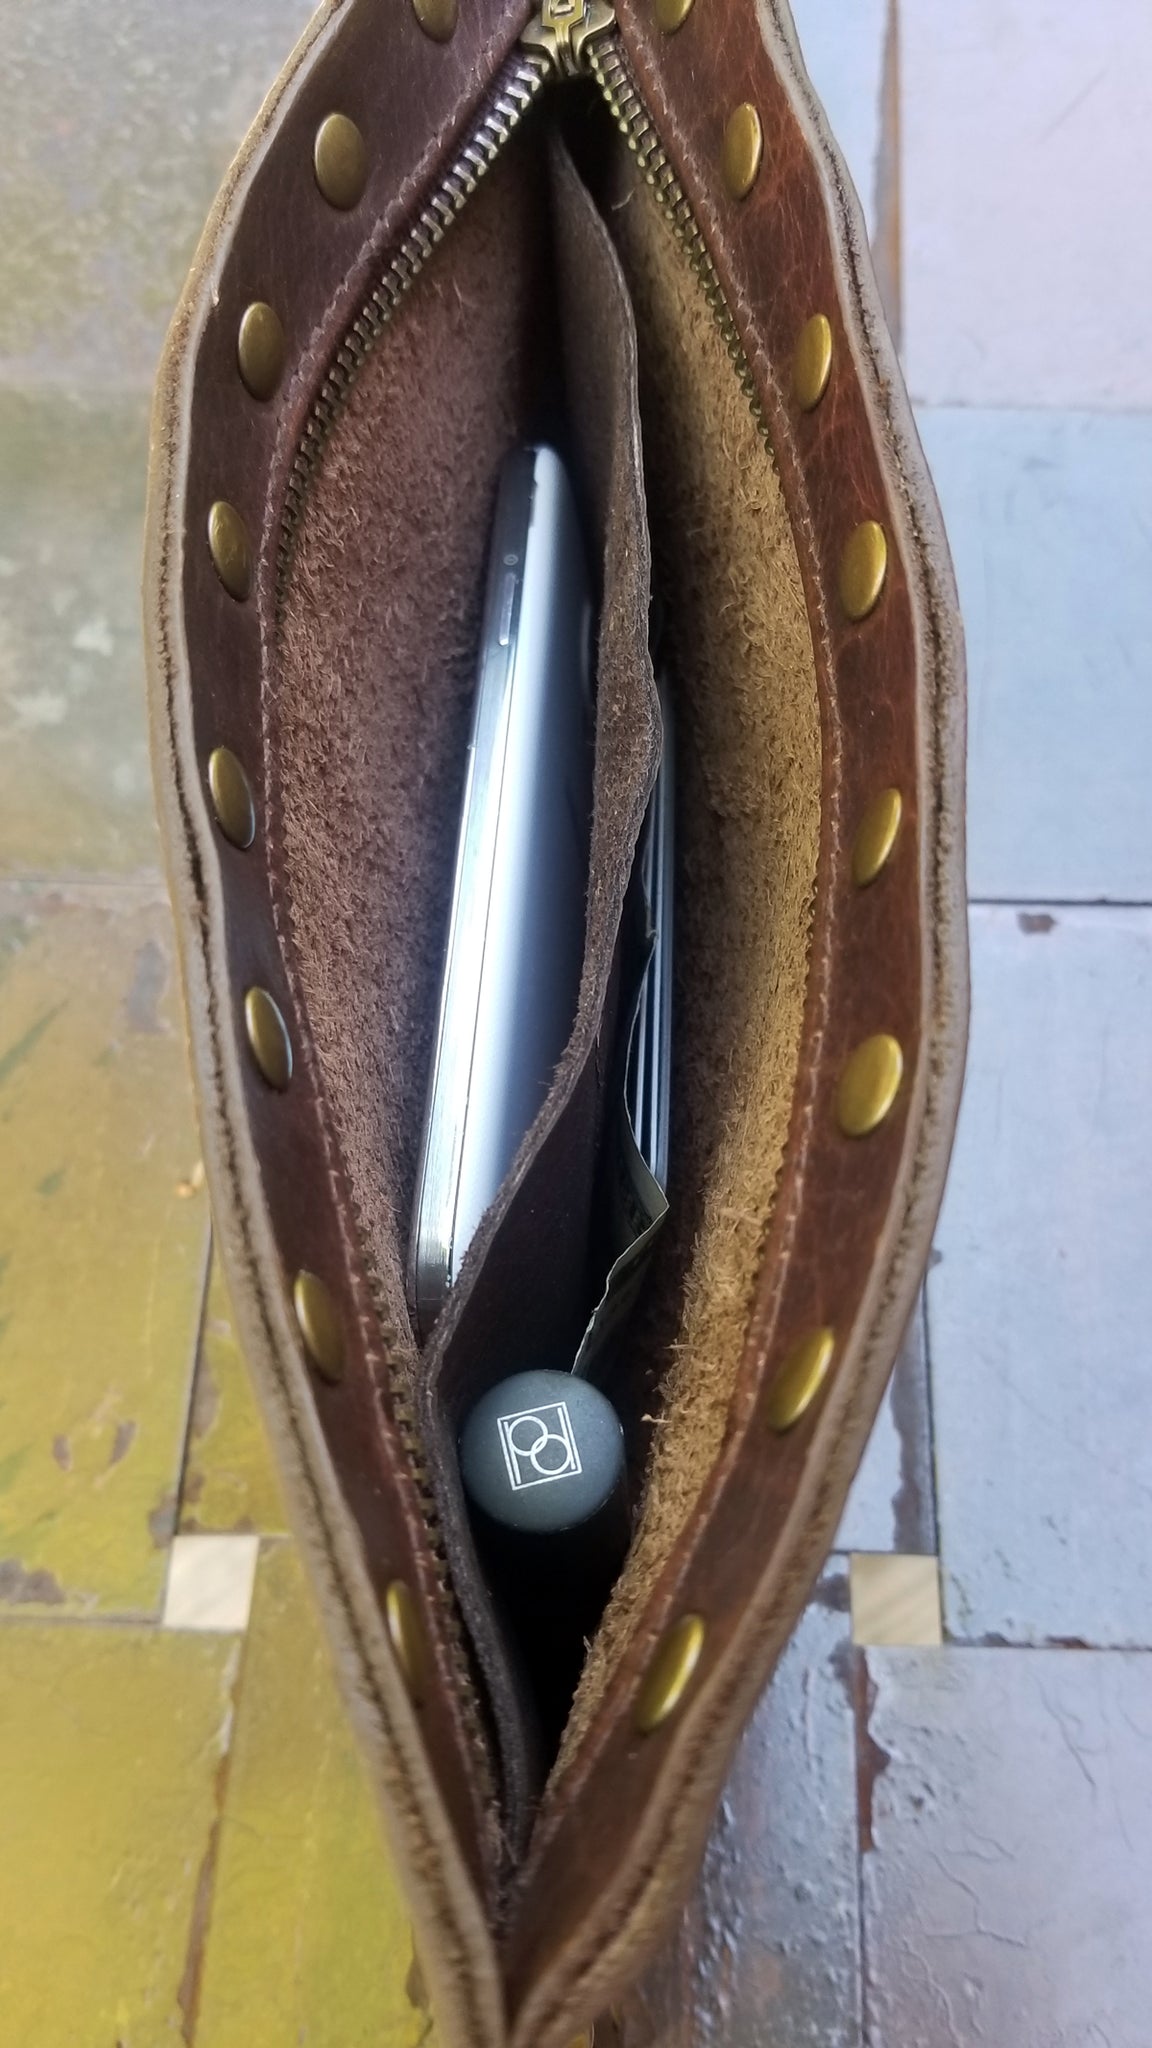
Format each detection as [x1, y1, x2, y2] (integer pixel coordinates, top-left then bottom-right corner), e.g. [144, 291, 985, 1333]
[277, 2, 769, 607]
[275, 50, 550, 609]
[521, 0, 616, 74]
[581, 30, 767, 432]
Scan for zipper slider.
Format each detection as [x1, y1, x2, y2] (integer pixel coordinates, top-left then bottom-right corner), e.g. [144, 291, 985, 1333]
[522, 0, 616, 77]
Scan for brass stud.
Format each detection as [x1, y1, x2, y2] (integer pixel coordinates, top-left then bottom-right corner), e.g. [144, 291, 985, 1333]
[852, 787, 903, 887]
[237, 301, 286, 402]
[839, 519, 888, 622]
[293, 1270, 345, 1382]
[565, 2032, 595, 2048]
[654, 0, 695, 29]
[207, 746, 256, 850]
[411, 0, 458, 39]
[244, 986, 293, 1091]
[722, 103, 763, 200]
[385, 1580, 427, 1703]
[792, 312, 833, 412]
[837, 1033, 904, 1138]
[208, 500, 252, 602]
[766, 1327, 835, 1433]
[313, 112, 368, 210]
[635, 1614, 705, 1733]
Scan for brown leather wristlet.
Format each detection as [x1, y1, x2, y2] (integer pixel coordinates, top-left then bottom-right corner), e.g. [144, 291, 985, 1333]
[145, 2, 967, 2040]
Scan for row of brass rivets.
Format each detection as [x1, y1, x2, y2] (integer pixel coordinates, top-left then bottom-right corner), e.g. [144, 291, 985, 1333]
[637, 5, 909, 1735]
[203, 53, 442, 1711]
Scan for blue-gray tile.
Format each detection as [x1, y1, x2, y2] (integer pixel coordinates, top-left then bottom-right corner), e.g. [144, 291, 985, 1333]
[836, 1297, 936, 1556]
[788, 0, 888, 243]
[929, 905, 1152, 1647]
[862, 1646, 1152, 2048]
[617, 1566, 861, 2047]
[918, 407, 1152, 904]
[902, 2, 1152, 409]
[0, 0, 315, 388]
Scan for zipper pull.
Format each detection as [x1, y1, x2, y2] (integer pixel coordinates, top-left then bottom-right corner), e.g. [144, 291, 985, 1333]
[522, 0, 616, 77]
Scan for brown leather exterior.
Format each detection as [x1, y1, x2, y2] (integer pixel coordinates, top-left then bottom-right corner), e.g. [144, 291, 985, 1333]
[145, 2, 966, 2043]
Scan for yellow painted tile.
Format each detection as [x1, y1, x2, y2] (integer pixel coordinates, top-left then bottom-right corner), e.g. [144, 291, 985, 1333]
[180, 1251, 288, 1536]
[196, 1542, 432, 2048]
[850, 1553, 944, 1647]
[0, 1619, 240, 2045]
[0, 884, 208, 1614]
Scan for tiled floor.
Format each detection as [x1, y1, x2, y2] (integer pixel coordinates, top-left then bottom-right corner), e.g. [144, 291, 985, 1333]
[1, 3, 1148, 2042]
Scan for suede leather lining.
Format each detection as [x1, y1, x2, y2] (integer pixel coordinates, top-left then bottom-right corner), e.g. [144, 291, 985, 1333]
[562, 151, 822, 1752]
[274, 100, 820, 1836]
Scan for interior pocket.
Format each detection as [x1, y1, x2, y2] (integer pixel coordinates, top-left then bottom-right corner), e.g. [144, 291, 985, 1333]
[416, 131, 662, 1837]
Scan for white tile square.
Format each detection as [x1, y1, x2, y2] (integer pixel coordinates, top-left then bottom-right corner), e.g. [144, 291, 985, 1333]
[903, 1, 1152, 407]
[162, 1534, 261, 1633]
[930, 906, 1152, 1646]
[851, 1555, 943, 1647]
[919, 406, 1152, 903]
[788, 0, 888, 241]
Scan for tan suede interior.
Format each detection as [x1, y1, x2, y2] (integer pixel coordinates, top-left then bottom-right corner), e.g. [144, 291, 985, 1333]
[559, 152, 823, 1754]
[274, 96, 821, 1844]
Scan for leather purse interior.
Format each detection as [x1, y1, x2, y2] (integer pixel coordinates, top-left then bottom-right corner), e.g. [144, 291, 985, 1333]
[275, 96, 822, 1848]
[146, 1, 966, 2037]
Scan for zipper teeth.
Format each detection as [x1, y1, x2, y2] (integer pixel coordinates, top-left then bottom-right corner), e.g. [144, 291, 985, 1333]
[586, 35, 767, 434]
[274, 51, 550, 612]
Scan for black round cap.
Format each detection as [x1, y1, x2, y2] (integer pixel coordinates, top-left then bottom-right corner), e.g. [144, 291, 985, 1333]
[459, 1370, 625, 1536]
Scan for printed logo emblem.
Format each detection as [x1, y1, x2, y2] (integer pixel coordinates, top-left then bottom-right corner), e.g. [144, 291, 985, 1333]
[497, 1402, 582, 1491]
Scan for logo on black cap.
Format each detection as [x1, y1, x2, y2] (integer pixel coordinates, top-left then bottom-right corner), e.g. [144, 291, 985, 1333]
[497, 1402, 582, 1491]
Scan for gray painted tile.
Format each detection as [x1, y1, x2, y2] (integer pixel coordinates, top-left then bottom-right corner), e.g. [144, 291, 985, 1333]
[788, 0, 888, 242]
[902, 1, 1152, 409]
[862, 1646, 1152, 2048]
[837, 1297, 936, 1557]
[0, 0, 315, 388]
[617, 1565, 861, 2047]
[918, 408, 1152, 905]
[0, 390, 160, 877]
[929, 906, 1152, 1648]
